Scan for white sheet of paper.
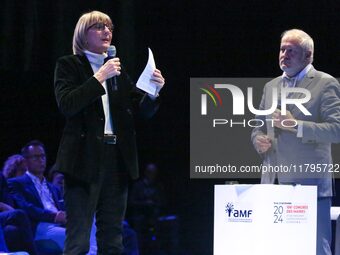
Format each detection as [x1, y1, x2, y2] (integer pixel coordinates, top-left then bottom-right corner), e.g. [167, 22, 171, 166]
[136, 48, 158, 96]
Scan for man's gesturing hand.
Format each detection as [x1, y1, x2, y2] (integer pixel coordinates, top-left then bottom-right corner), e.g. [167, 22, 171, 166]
[255, 135, 272, 153]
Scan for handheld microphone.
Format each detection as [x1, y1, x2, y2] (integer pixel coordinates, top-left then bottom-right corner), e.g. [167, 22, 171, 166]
[108, 45, 136, 87]
[107, 45, 116, 59]
[105, 45, 117, 91]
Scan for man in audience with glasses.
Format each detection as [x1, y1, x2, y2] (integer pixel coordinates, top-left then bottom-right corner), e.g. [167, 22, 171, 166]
[8, 140, 66, 253]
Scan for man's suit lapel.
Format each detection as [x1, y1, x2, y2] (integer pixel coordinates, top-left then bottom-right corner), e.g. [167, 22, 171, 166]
[288, 67, 316, 115]
[25, 174, 62, 210]
[24, 174, 44, 208]
[294, 67, 315, 96]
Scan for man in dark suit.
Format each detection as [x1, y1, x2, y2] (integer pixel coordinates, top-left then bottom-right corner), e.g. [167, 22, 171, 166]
[251, 29, 340, 255]
[54, 11, 165, 255]
[8, 140, 66, 252]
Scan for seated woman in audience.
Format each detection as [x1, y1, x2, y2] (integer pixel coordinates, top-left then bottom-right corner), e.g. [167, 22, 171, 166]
[2, 154, 27, 179]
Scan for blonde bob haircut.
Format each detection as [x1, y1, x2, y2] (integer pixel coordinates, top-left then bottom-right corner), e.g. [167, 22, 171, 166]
[72, 11, 113, 55]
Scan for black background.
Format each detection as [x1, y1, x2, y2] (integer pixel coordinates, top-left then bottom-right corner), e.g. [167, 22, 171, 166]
[1, 1, 340, 254]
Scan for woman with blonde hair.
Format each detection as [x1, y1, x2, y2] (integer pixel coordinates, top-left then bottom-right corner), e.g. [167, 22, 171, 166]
[54, 10, 165, 255]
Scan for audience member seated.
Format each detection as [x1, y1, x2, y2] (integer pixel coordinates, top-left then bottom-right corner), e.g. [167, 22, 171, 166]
[129, 163, 168, 254]
[130, 163, 165, 223]
[0, 226, 29, 255]
[48, 165, 64, 196]
[0, 171, 37, 254]
[7, 141, 65, 253]
[2, 155, 27, 179]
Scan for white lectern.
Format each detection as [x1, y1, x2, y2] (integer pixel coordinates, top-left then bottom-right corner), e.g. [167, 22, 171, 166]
[214, 184, 317, 255]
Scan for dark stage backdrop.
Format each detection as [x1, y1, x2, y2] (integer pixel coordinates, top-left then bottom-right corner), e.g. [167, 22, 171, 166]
[1, 1, 340, 254]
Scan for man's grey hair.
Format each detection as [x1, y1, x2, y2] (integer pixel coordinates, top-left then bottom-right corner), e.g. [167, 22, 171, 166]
[281, 29, 314, 63]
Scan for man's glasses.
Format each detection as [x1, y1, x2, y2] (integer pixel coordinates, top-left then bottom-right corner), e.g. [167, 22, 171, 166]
[88, 22, 113, 33]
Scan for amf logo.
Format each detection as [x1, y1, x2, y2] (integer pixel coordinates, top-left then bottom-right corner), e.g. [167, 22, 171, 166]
[225, 202, 253, 223]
